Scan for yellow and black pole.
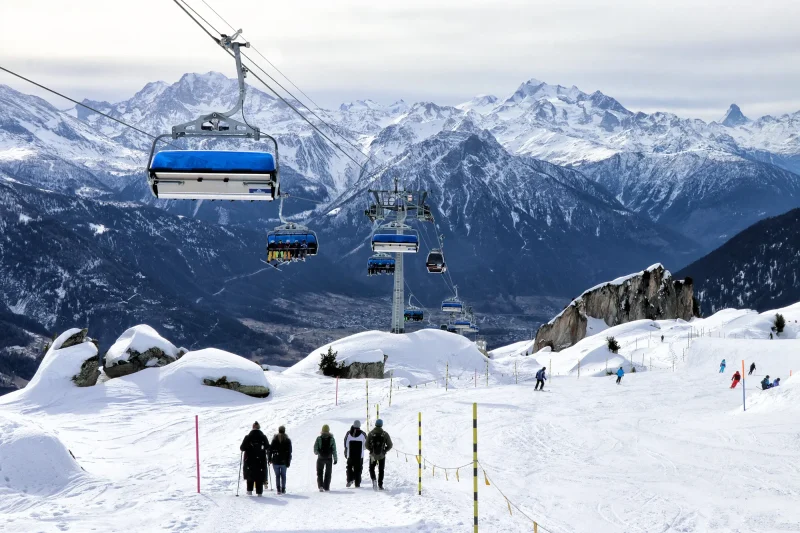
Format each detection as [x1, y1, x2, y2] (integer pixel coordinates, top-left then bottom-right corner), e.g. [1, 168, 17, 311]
[472, 402, 478, 532]
[417, 412, 422, 496]
[389, 371, 393, 406]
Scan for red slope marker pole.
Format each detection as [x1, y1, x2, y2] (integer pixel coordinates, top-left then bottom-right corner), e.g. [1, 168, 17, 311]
[195, 415, 200, 493]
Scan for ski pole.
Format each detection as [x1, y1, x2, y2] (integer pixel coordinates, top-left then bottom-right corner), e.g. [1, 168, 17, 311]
[235, 452, 243, 496]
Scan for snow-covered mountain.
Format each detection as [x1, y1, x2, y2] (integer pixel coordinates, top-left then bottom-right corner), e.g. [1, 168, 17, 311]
[677, 208, 800, 315]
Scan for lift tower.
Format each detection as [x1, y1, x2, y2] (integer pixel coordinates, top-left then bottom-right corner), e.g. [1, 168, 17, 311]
[366, 179, 434, 334]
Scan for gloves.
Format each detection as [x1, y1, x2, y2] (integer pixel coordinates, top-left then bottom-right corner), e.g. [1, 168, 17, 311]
[334, 459, 338, 465]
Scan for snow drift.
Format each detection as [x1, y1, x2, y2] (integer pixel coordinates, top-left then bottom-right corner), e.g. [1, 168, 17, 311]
[17, 328, 98, 400]
[0, 413, 85, 497]
[288, 329, 487, 386]
[158, 348, 270, 393]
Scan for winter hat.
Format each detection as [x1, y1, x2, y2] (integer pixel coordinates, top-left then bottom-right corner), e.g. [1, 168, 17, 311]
[353, 420, 361, 428]
[253, 421, 260, 430]
[375, 419, 384, 428]
[278, 425, 286, 434]
[322, 424, 330, 433]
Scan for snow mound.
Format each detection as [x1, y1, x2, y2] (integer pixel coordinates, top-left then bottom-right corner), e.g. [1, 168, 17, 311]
[18, 329, 98, 400]
[746, 375, 800, 412]
[0, 413, 84, 496]
[288, 329, 487, 386]
[159, 348, 270, 391]
[489, 339, 535, 359]
[105, 324, 178, 366]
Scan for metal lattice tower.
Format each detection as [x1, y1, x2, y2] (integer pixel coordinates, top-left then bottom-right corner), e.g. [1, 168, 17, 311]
[365, 179, 434, 334]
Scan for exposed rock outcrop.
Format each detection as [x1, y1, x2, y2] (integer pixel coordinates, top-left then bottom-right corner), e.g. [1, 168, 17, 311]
[104, 347, 176, 379]
[339, 358, 386, 379]
[535, 264, 695, 351]
[202, 376, 270, 398]
[73, 358, 101, 387]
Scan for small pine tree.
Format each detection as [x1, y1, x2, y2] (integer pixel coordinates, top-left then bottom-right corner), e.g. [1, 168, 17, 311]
[319, 346, 343, 377]
[775, 313, 786, 334]
[606, 336, 620, 354]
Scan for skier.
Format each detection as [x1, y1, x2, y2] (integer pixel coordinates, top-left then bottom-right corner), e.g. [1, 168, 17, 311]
[616, 366, 624, 385]
[661, 335, 664, 342]
[730, 370, 741, 389]
[761, 375, 772, 390]
[534, 366, 547, 391]
[773, 377, 781, 387]
[313, 424, 337, 492]
[240, 421, 269, 496]
[343, 420, 367, 488]
[769, 333, 773, 340]
[749, 362, 756, 376]
[269, 425, 292, 494]
[366, 419, 393, 491]
[719, 359, 726, 373]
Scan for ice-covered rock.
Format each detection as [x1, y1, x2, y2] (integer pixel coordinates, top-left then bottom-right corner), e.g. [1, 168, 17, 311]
[18, 328, 100, 397]
[104, 325, 179, 379]
[160, 348, 270, 398]
[535, 264, 696, 351]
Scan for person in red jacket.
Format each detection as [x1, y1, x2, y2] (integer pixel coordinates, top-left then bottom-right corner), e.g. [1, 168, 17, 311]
[730, 370, 741, 389]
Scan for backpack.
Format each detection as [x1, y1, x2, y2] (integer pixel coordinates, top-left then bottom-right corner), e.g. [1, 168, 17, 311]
[319, 435, 332, 459]
[370, 431, 386, 455]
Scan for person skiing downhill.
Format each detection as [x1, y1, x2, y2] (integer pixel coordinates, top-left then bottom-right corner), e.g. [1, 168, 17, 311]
[719, 359, 726, 373]
[366, 419, 393, 491]
[616, 366, 624, 385]
[313, 425, 337, 492]
[269, 425, 292, 494]
[344, 420, 367, 488]
[730, 370, 741, 389]
[749, 362, 756, 376]
[240, 421, 270, 496]
[534, 367, 547, 391]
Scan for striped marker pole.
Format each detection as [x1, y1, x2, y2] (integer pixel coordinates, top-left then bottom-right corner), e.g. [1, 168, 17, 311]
[418, 412, 422, 496]
[472, 403, 478, 532]
[389, 371, 393, 406]
[741, 360, 746, 412]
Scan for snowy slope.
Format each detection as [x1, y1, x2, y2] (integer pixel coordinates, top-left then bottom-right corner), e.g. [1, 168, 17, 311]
[2, 303, 800, 531]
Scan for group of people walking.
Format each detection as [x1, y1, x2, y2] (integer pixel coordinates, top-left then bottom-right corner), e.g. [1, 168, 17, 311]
[239, 419, 392, 496]
[721, 360, 782, 390]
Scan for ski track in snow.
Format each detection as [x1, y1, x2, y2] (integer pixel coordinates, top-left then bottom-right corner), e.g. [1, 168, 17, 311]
[2, 313, 800, 532]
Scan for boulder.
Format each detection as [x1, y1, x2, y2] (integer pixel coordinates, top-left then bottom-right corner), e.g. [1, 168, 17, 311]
[59, 328, 88, 349]
[104, 347, 176, 379]
[535, 264, 695, 351]
[202, 376, 270, 398]
[72, 357, 101, 387]
[340, 359, 386, 379]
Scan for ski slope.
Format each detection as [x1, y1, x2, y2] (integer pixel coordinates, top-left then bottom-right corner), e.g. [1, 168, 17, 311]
[1, 307, 800, 532]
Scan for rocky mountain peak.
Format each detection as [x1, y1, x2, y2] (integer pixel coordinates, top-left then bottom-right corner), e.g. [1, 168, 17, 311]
[721, 103, 749, 127]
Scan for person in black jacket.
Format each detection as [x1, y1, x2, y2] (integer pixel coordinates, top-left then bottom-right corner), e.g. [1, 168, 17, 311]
[749, 362, 756, 375]
[240, 421, 270, 496]
[343, 420, 367, 488]
[269, 425, 292, 494]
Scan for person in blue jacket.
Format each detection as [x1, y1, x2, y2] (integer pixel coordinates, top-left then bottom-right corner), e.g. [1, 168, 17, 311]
[760, 375, 772, 390]
[616, 366, 624, 385]
[534, 367, 547, 391]
[719, 359, 726, 373]
[773, 377, 781, 387]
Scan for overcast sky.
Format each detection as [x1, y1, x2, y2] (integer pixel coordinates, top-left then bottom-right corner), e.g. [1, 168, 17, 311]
[1, 0, 799, 121]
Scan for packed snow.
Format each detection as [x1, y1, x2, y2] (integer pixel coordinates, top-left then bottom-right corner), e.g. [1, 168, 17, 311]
[159, 348, 271, 391]
[1, 305, 800, 532]
[105, 324, 179, 366]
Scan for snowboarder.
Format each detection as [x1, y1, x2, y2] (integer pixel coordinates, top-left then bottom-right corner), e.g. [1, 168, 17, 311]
[534, 366, 547, 391]
[344, 420, 367, 488]
[761, 375, 772, 390]
[269, 425, 292, 494]
[366, 419, 393, 491]
[749, 362, 756, 376]
[313, 424, 337, 492]
[719, 359, 726, 373]
[730, 370, 741, 389]
[240, 421, 269, 496]
[616, 366, 624, 385]
[773, 377, 781, 387]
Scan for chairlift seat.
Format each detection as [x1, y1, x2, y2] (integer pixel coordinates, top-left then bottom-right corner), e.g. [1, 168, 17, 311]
[371, 232, 419, 253]
[441, 301, 463, 313]
[149, 151, 277, 201]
